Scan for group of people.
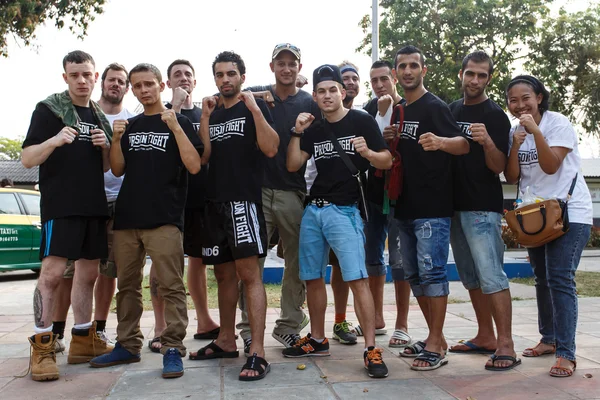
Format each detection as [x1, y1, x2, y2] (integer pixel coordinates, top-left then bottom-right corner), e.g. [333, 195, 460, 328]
[21, 43, 592, 383]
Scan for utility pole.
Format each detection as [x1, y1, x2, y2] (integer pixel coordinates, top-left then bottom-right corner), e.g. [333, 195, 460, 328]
[372, 0, 379, 62]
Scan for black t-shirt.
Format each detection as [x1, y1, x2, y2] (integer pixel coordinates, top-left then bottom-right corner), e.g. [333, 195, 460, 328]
[300, 109, 388, 205]
[114, 113, 197, 231]
[393, 92, 467, 220]
[245, 86, 321, 192]
[165, 103, 206, 210]
[449, 99, 510, 213]
[363, 96, 405, 205]
[206, 99, 274, 203]
[22, 103, 108, 222]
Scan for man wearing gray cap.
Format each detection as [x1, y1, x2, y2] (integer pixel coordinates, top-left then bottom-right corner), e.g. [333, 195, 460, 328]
[284, 64, 391, 379]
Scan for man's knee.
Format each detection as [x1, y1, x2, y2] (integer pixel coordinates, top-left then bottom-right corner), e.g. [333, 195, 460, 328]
[40, 256, 68, 284]
[235, 258, 261, 283]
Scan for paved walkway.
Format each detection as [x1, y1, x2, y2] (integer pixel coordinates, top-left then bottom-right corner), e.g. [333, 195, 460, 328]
[1, 293, 600, 399]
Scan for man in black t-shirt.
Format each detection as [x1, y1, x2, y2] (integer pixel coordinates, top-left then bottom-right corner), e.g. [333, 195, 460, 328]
[362, 60, 413, 349]
[21, 50, 113, 381]
[188, 51, 278, 382]
[389, 46, 469, 371]
[236, 44, 321, 351]
[146, 59, 219, 354]
[284, 64, 391, 379]
[89, 63, 201, 380]
[447, 51, 518, 371]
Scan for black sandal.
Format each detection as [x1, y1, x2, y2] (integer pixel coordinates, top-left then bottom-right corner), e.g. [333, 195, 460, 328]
[148, 337, 161, 353]
[193, 328, 220, 340]
[189, 341, 239, 360]
[239, 353, 270, 381]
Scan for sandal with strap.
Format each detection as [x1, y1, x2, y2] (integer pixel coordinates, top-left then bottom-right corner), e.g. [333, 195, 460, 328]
[389, 329, 412, 348]
[400, 340, 426, 358]
[411, 350, 449, 371]
[352, 325, 387, 337]
[148, 337, 161, 354]
[523, 343, 556, 357]
[189, 341, 239, 360]
[239, 353, 270, 381]
[549, 358, 577, 378]
[485, 354, 522, 371]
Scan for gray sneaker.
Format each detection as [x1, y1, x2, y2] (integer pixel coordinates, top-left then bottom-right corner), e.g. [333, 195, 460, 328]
[332, 320, 357, 345]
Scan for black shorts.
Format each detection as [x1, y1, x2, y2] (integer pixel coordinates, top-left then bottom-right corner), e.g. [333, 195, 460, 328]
[201, 201, 267, 265]
[184, 207, 204, 258]
[40, 217, 108, 261]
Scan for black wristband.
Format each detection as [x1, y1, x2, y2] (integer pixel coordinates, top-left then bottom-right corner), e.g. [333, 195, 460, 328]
[290, 127, 303, 138]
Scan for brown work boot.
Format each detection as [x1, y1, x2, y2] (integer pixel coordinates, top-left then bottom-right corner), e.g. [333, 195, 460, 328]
[28, 333, 59, 381]
[67, 322, 114, 364]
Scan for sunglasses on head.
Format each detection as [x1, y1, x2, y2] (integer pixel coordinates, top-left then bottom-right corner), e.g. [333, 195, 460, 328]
[274, 43, 301, 53]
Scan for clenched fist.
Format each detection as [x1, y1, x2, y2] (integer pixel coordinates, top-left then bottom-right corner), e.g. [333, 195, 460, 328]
[53, 126, 77, 147]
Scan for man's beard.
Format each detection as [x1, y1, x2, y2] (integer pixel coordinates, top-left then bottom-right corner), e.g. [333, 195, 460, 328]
[101, 88, 123, 105]
[220, 83, 241, 98]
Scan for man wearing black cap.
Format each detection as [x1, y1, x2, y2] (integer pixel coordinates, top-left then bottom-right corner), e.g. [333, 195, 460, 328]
[284, 64, 392, 379]
[236, 43, 320, 353]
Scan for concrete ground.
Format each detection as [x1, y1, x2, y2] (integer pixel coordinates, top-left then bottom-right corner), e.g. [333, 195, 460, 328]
[1, 252, 599, 399]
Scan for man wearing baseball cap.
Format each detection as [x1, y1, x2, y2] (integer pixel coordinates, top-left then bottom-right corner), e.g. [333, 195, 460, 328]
[284, 64, 392, 379]
[236, 43, 321, 354]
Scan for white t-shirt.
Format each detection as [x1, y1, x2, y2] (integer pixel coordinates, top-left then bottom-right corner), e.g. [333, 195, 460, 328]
[508, 111, 592, 224]
[104, 108, 136, 202]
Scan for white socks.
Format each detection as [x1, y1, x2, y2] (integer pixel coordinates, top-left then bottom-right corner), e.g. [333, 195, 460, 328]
[33, 324, 53, 334]
[73, 322, 93, 330]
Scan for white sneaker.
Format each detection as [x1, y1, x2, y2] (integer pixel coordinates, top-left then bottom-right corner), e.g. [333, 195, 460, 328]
[96, 330, 115, 346]
[55, 336, 66, 353]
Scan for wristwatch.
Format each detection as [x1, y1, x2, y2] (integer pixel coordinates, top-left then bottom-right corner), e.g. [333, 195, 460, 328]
[290, 127, 303, 138]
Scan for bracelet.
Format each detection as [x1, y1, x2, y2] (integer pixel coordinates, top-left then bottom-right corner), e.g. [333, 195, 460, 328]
[290, 127, 303, 138]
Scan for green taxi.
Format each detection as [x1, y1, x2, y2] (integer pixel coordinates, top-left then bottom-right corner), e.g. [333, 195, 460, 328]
[0, 188, 41, 274]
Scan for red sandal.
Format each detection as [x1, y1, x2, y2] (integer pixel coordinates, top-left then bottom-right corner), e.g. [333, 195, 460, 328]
[549, 358, 576, 378]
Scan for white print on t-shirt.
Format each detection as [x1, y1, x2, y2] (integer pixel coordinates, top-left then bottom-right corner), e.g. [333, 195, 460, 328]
[518, 149, 539, 166]
[192, 122, 200, 132]
[230, 201, 263, 249]
[400, 121, 419, 140]
[313, 136, 355, 160]
[457, 122, 473, 140]
[77, 122, 97, 143]
[209, 117, 246, 142]
[128, 132, 169, 152]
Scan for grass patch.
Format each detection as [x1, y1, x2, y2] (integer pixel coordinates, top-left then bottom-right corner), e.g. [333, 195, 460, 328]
[111, 266, 283, 312]
[511, 271, 600, 297]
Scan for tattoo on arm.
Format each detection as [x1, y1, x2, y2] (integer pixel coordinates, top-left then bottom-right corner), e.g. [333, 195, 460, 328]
[34, 287, 44, 328]
[150, 277, 160, 298]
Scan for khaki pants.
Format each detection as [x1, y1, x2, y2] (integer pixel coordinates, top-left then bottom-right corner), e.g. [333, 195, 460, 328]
[114, 225, 188, 356]
[237, 188, 306, 338]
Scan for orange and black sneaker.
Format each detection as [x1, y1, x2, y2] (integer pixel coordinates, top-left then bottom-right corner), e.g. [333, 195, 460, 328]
[282, 333, 330, 358]
[364, 346, 388, 378]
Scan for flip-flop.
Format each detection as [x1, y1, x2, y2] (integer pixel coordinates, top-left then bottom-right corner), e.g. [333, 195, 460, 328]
[189, 341, 239, 360]
[352, 325, 387, 337]
[411, 350, 449, 371]
[148, 337, 161, 353]
[485, 354, 522, 371]
[522, 343, 556, 357]
[239, 353, 270, 381]
[400, 340, 426, 358]
[449, 340, 496, 354]
[389, 329, 412, 348]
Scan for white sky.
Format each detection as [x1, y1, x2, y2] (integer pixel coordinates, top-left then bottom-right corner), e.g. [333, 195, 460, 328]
[0, 0, 597, 155]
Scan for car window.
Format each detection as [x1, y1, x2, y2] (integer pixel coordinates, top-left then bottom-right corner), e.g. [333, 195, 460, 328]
[0, 193, 22, 215]
[20, 194, 40, 216]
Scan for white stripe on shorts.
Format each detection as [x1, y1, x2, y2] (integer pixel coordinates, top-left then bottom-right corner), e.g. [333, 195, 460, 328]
[249, 202, 263, 251]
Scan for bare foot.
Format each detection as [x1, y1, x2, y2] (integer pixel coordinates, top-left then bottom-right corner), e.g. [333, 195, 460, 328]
[550, 358, 576, 377]
[523, 342, 555, 357]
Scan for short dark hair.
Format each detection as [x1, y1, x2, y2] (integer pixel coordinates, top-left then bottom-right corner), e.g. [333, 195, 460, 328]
[62, 50, 95, 70]
[462, 51, 494, 75]
[101, 63, 129, 86]
[167, 59, 195, 79]
[505, 75, 550, 115]
[128, 63, 162, 83]
[212, 51, 246, 75]
[394, 45, 425, 68]
[1, 178, 13, 187]
[371, 60, 394, 72]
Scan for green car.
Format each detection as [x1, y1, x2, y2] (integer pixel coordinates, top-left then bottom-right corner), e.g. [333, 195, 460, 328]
[0, 188, 42, 274]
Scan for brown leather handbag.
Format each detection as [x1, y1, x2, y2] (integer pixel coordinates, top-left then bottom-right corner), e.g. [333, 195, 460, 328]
[505, 175, 577, 248]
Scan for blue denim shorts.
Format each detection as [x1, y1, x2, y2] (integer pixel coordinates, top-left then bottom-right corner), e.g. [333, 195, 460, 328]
[396, 218, 451, 297]
[299, 204, 368, 282]
[450, 211, 509, 294]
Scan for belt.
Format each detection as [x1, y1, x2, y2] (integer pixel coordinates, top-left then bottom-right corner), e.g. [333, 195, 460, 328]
[310, 198, 331, 207]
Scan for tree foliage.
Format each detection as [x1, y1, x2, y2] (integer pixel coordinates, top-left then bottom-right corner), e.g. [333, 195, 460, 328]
[359, 0, 600, 136]
[0, 0, 106, 57]
[0, 137, 22, 160]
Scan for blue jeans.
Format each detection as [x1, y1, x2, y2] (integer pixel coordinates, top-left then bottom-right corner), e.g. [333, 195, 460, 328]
[527, 222, 591, 362]
[396, 218, 451, 297]
[450, 211, 509, 294]
[299, 204, 368, 282]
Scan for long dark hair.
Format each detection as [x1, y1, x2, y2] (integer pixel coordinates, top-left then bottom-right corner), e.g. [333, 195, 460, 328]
[505, 75, 550, 116]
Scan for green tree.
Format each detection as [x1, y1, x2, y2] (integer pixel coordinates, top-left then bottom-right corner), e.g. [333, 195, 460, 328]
[0, 0, 106, 57]
[527, 6, 600, 136]
[0, 137, 22, 160]
[359, 0, 551, 107]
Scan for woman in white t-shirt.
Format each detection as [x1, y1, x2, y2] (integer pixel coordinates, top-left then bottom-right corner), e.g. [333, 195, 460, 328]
[505, 75, 592, 378]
